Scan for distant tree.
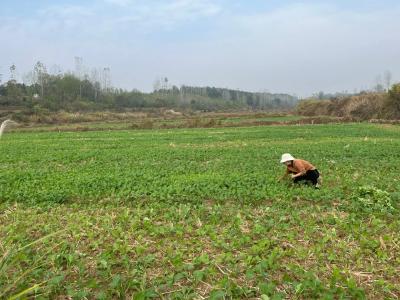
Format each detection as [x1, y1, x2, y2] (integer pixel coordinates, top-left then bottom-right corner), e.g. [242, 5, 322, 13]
[164, 77, 168, 90]
[9, 64, 17, 82]
[1, 61, 299, 113]
[22, 71, 36, 86]
[153, 78, 161, 92]
[374, 83, 385, 93]
[384, 70, 392, 91]
[50, 64, 63, 77]
[374, 75, 385, 93]
[273, 98, 282, 107]
[388, 83, 400, 111]
[33, 61, 48, 97]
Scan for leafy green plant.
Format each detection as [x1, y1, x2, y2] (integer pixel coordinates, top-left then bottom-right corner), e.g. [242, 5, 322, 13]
[351, 186, 395, 213]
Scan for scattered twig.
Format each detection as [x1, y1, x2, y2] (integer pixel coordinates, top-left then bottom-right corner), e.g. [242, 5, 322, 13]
[215, 263, 228, 275]
[161, 289, 183, 296]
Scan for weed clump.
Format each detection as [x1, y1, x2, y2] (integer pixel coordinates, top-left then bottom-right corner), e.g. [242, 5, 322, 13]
[350, 186, 395, 213]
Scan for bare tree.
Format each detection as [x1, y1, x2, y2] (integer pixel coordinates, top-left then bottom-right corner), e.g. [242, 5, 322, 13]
[90, 68, 101, 100]
[9, 64, 17, 82]
[102, 67, 111, 92]
[75, 57, 83, 98]
[163, 77, 168, 90]
[33, 61, 48, 98]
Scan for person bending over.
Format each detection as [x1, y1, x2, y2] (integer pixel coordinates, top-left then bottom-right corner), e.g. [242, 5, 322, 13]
[280, 153, 321, 188]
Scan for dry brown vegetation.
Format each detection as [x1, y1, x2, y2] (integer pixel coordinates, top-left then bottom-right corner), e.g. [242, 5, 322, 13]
[297, 84, 400, 120]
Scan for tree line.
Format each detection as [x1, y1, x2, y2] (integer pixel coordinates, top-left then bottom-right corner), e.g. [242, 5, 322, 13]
[0, 62, 298, 114]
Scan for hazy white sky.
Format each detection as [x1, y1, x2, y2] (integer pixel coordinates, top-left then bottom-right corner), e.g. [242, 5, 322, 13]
[1, 0, 399, 96]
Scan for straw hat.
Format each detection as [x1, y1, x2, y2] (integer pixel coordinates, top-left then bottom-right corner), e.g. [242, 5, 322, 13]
[280, 153, 295, 163]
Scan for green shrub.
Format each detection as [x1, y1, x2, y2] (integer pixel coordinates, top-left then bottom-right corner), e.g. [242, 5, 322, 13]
[388, 83, 400, 115]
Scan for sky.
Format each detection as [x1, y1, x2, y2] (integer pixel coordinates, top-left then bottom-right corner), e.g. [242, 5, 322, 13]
[0, 0, 399, 96]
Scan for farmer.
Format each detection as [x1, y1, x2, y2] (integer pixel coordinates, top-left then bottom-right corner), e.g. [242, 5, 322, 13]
[280, 153, 321, 188]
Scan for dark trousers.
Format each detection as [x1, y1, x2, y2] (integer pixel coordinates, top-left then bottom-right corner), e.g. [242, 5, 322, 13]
[293, 169, 320, 186]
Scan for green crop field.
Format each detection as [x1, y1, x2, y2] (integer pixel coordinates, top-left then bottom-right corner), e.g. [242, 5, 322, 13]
[1, 123, 399, 299]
